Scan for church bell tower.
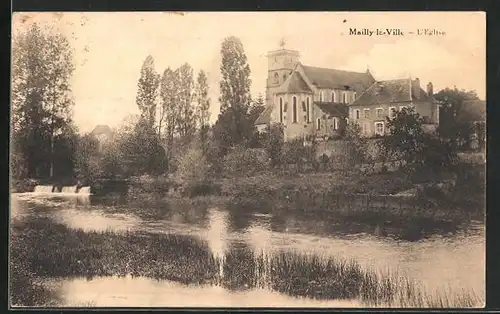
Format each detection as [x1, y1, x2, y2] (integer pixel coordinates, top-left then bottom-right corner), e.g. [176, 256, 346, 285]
[265, 39, 300, 107]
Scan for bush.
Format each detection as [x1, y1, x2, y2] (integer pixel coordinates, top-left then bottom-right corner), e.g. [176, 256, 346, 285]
[175, 147, 211, 182]
[223, 147, 269, 177]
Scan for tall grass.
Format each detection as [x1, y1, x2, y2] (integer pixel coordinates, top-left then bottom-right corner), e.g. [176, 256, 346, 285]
[10, 217, 483, 308]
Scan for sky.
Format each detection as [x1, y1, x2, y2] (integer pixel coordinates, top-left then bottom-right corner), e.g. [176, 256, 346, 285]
[12, 12, 485, 134]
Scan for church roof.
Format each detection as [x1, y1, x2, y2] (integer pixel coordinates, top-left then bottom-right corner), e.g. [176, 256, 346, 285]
[301, 65, 375, 92]
[352, 78, 432, 106]
[280, 71, 311, 93]
[90, 124, 113, 136]
[255, 105, 273, 125]
[315, 102, 349, 117]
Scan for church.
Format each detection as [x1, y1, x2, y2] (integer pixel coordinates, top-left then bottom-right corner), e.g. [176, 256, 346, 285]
[255, 44, 439, 141]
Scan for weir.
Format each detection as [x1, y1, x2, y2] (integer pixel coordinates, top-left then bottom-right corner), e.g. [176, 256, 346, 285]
[34, 185, 54, 193]
[32, 185, 92, 195]
[61, 186, 77, 193]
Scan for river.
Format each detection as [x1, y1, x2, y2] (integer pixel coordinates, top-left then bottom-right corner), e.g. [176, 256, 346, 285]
[10, 193, 485, 308]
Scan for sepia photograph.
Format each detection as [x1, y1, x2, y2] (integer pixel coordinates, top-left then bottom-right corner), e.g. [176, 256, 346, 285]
[10, 11, 485, 308]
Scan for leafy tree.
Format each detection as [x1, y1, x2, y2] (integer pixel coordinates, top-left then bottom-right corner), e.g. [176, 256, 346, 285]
[136, 55, 160, 129]
[263, 124, 284, 168]
[195, 70, 211, 156]
[248, 93, 266, 123]
[214, 36, 253, 153]
[380, 107, 457, 173]
[434, 87, 481, 151]
[195, 70, 211, 128]
[74, 134, 101, 183]
[160, 67, 181, 164]
[343, 122, 370, 168]
[119, 118, 166, 176]
[11, 23, 75, 179]
[177, 63, 196, 140]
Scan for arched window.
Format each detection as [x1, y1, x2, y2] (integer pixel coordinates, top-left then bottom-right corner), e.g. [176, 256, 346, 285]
[343, 92, 347, 104]
[332, 92, 336, 102]
[292, 96, 298, 123]
[306, 97, 310, 123]
[279, 97, 284, 123]
[317, 118, 321, 130]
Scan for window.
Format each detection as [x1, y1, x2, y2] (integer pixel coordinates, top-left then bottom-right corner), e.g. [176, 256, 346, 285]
[364, 109, 370, 119]
[292, 96, 298, 123]
[333, 117, 339, 130]
[343, 92, 347, 104]
[279, 98, 283, 123]
[353, 92, 357, 100]
[317, 118, 321, 130]
[376, 108, 383, 118]
[319, 91, 323, 102]
[283, 74, 287, 81]
[375, 122, 385, 135]
[389, 107, 397, 119]
[355, 109, 360, 120]
[306, 97, 311, 123]
[332, 92, 336, 102]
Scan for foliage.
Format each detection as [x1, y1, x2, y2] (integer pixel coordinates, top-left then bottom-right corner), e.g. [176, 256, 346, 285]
[263, 124, 285, 168]
[119, 118, 167, 176]
[136, 55, 160, 128]
[434, 87, 482, 151]
[74, 134, 101, 182]
[177, 63, 197, 139]
[343, 123, 371, 169]
[380, 107, 457, 173]
[175, 147, 211, 183]
[222, 146, 269, 177]
[195, 70, 211, 128]
[214, 36, 254, 152]
[11, 23, 76, 179]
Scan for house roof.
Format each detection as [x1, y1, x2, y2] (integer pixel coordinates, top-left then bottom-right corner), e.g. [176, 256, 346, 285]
[352, 78, 433, 106]
[301, 65, 375, 92]
[255, 105, 273, 125]
[90, 124, 113, 136]
[315, 102, 349, 117]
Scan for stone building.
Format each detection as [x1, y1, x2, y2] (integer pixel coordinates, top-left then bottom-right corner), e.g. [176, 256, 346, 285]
[255, 46, 440, 140]
[349, 78, 439, 137]
[255, 47, 375, 141]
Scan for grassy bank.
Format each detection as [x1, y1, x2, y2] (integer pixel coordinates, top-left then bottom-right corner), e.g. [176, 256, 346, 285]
[10, 216, 483, 308]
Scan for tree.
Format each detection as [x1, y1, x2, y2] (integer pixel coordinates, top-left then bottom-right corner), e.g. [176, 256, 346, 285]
[263, 124, 284, 168]
[248, 93, 266, 124]
[434, 87, 481, 151]
[11, 23, 75, 179]
[160, 67, 181, 165]
[379, 107, 457, 174]
[177, 63, 196, 139]
[215, 36, 253, 151]
[195, 70, 211, 128]
[136, 55, 160, 129]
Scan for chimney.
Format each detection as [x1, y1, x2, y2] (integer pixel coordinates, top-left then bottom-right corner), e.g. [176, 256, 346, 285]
[411, 78, 420, 99]
[427, 82, 433, 97]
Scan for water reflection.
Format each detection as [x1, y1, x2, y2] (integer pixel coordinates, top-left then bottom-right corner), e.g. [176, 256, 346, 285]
[50, 276, 362, 307]
[11, 194, 485, 300]
[206, 209, 230, 281]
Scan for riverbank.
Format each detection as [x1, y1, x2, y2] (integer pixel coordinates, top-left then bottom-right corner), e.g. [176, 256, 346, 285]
[10, 216, 483, 308]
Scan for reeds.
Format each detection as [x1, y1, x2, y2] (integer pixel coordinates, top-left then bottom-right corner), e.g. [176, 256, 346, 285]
[10, 217, 483, 308]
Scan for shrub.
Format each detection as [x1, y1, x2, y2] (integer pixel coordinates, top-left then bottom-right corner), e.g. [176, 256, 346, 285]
[175, 147, 211, 183]
[223, 147, 269, 177]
